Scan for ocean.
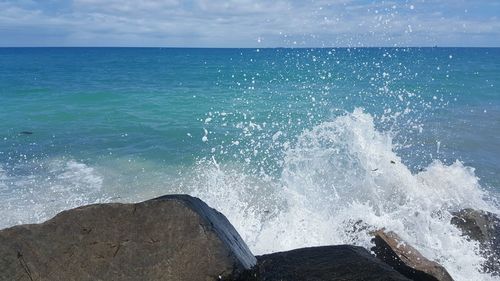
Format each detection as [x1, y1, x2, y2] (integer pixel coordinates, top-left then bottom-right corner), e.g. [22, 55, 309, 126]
[1, 47, 499, 280]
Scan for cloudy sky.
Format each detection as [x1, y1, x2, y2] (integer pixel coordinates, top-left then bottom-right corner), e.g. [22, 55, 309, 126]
[0, 0, 499, 47]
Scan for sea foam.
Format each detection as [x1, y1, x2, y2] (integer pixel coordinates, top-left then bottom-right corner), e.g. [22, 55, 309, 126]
[0, 159, 107, 228]
[0, 108, 497, 280]
[189, 108, 499, 281]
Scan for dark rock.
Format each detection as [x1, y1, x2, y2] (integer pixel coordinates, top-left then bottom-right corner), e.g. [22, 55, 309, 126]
[371, 230, 454, 281]
[451, 208, 500, 275]
[0, 194, 256, 281]
[236, 245, 411, 281]
[346, 219, 375, 236]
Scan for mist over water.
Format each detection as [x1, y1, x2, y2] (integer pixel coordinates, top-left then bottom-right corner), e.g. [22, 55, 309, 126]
[0, 47, 499, 280]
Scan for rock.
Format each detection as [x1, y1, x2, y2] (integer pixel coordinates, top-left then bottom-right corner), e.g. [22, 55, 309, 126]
[451, 208, 500, 275]
[0, 194, 256, 281]
[236, 245, 411, 281]
[451, 209, 500, 242]
[371, 230, 454, 281]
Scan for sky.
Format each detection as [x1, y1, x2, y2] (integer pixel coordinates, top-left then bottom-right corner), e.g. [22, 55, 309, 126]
[0, 0, 499, 47]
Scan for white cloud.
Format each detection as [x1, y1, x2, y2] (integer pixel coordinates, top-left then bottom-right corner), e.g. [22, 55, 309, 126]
[0, 0, 498, 46]
[73, 0, 181, 14]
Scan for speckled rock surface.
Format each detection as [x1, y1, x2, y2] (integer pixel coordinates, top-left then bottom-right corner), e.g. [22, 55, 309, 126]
[451, 208, 500, 275]
[0, 194, 256, 281]
[371, 230, 454, 281]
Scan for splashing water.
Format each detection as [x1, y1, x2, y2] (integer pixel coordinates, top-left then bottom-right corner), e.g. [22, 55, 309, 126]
[0, 159, 108, 227]
[1, 48, 499, 281]
[187, 108, 498, 281]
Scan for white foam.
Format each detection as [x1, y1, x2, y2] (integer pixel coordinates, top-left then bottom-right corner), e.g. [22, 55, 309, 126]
[0, 159, 107, 229]
[190, 108, 498, 281]
[0, 108, 497, 280]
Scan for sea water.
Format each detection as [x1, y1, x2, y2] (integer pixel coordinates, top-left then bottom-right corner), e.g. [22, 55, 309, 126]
[0, 47, 499, 280]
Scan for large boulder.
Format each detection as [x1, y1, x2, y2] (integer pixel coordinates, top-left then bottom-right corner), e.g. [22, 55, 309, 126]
[0, 194, 256, 281]
[237, 245, 411, 281]
[371, 230, 454, 281]
[451, 208, 500, 275]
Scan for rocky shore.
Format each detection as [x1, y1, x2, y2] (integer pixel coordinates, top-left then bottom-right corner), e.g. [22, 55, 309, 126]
[0, 195, 498, 281]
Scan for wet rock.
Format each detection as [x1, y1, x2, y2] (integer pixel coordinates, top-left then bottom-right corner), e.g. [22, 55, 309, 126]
[0, 194, 256, 281]
[236, 245, 411, 281]
[371, 230, 454, 281]
[451, 208, 500, 275]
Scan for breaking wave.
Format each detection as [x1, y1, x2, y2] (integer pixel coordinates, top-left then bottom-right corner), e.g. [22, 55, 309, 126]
[188, 108, 498, 281]
[0, 159, 107, 228]
[0, 108, 498, 281]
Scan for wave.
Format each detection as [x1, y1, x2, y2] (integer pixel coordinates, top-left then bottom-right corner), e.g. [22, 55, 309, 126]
[0, 108, 497, 280]
[0, 159, 107, 228]
[188, 108, 498, 281]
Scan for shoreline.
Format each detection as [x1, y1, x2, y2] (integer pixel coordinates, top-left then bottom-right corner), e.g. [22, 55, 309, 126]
[1, 194, 498, 280]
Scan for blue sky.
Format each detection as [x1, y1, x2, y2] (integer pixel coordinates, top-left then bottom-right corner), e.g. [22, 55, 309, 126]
[0, 0, 499, 47]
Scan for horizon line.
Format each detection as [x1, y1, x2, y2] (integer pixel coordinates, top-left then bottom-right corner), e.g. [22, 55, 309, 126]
[1, 46, 499, 49]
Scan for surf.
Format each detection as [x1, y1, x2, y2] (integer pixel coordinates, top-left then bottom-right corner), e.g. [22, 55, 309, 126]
[188, 108, 499, 281]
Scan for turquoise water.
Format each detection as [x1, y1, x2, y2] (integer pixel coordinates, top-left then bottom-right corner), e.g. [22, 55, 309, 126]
[1, 48, 498, 185]
[1, 47, 499, 280]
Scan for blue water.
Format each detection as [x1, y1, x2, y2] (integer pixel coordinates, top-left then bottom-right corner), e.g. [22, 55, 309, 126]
[1, 47, 499, 280]
[1, 48, 498, 184]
